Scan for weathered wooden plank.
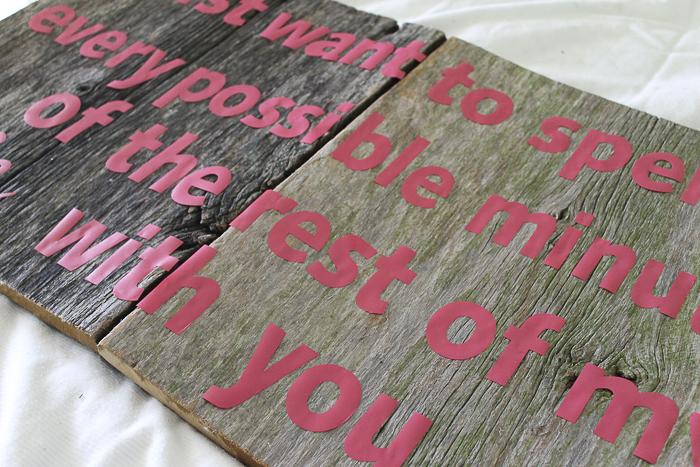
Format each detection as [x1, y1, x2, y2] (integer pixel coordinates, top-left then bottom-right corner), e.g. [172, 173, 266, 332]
[0, 0, 443, 348]
[0, 0, 243, 177]
[0, 0, 261, 345]
[101, 37, 700, 465]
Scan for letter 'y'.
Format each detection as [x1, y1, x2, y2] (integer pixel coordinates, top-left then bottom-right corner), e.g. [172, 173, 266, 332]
[202, 323, 319, 408]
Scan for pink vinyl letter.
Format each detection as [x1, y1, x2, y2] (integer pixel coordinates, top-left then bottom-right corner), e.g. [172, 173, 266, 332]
[571, 237, 636, 293]
[631, 152, 685, 193]
[401, 166, 454, 209]
[465, 194, 557, 259]
[137, 245, 221, 335]
[331, 113, 391, 171]
[152, 67, 226, 108]
[202, 323, 319, 408]
[85, 224, 160, 285]
[344, 393, 433, 467]
[106, 124, 167, 173]
[356, 246, 417, 314]
[34, 208, 127, 271]
[194, 0, 228, 14]
[374, 137, 430, 188]
[691, 412, 700, 467]
[556, 363, 678, 464]
[108, 49, 186, 89]
[693, 305, 700, 336]
[28, 6, 75, 34]
[230, 190, 298, 232]
[460, 88, 514, 125]
[270, 105, 325, 138]
[381, 41, 426, 79]
[171, 166, 232, 206]
[268, 211, 332, 263]
[104, 42, 156, 67]
[305, 33, 356, 61]
[527, 116, 582, 153]
[286, 364, 362, 432]
[128, 133, 199, 192]
[209, 84, 261, 117]
[338, 39, 394, 70]
[54, 16, 105, 45]
[426, 301, 496, 360]
[307, 235, 377, 288]
[0, 159, 11, 175]
[80, 31, 128, 59]
[559, 129, 633, 180]
[113, 236, 182, 302]
[630, 259, 696, 318]
[240, 96, 296, 129]
[224, 0, 269, 26]
[543, 211, 595, 269]
[24, 93, 81, 129]
[486, 313, 565, 386]
[260, 12, 331, 49]
[428, 62, 475, 106]
[56, 100, 133, 143]
[300, 102, 355, 145]
[680, 165, 700, 205]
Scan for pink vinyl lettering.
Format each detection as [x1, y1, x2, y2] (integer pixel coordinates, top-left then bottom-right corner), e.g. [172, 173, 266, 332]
[286, 364, 362, 432]
[344, 393, 433, 467]
[202, 323, 319, 408]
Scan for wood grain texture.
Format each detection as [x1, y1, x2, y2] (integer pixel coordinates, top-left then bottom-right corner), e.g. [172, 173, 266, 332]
[0, 0, 443, 348]
[101, 37, 700, 466]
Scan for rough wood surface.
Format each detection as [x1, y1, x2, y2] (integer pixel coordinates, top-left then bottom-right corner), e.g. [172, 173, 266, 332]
[101, 37, 700, 465]
[0, 0, 443, 348]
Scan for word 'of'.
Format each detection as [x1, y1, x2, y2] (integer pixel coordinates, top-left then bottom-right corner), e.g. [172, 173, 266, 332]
[425, 300, 677, 464]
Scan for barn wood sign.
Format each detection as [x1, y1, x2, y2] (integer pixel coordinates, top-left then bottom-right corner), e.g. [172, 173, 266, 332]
[1, 1, 699, 466]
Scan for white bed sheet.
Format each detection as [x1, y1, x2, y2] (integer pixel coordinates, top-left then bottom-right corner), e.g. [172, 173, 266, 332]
[1, 1, 699, 466]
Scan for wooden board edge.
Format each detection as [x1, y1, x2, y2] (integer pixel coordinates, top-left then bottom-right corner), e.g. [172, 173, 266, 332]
[0, 284, 98, 351]
[97, 317, 264, 467]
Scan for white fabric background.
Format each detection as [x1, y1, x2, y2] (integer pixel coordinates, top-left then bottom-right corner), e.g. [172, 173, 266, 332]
[1, 1, 700, 466]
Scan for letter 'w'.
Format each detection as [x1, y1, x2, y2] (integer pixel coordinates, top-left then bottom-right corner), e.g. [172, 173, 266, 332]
[34, 208, 127, 271]
[260, 12, 330, 49]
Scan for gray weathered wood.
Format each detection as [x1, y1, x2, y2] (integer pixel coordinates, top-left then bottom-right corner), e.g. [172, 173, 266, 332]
[101, 37, 700, 465]
[0, 0, 273, 346]
[0, 0, 443, 348]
